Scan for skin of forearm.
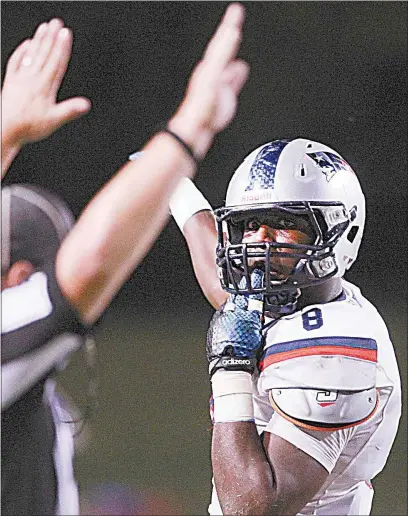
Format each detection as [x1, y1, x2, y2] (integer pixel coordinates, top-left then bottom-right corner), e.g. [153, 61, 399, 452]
[1, 126, 22, 179]
[56, 130, 198, 324]
[183, 211, 228, 309]
[212, 422, 278, 516]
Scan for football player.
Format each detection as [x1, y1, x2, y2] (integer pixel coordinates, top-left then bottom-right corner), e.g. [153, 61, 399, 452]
[170, 138, 402, 515]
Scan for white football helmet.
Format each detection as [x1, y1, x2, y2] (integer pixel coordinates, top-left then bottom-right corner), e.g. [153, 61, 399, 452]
[215, 138, 366, 303]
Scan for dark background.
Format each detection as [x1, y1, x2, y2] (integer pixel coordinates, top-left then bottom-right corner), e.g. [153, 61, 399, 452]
[2, 2, 407, 515]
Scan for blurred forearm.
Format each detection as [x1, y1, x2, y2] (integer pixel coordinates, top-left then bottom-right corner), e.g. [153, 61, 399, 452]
[56, 126, 199, 324]
[56, 3, 248, 325]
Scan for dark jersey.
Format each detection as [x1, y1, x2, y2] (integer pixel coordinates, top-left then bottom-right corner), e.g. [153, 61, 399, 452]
[1, 263, 88, 516]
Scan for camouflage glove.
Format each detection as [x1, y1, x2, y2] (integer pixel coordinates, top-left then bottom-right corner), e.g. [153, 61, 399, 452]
[206, 269, 264, 376]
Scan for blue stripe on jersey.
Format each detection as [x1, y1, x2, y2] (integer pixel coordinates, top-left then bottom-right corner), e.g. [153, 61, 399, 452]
[262, 336, 377, 358]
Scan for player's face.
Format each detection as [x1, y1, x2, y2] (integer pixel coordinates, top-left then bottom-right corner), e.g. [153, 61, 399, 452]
[241, 213, 315, 279]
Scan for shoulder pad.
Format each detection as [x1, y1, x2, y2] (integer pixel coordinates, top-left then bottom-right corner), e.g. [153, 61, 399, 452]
[269, 387, 378, 431]
[259, 336, 377, 391]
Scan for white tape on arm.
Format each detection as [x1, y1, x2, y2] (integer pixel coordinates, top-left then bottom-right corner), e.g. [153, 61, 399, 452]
[211, 370, 255, 423]
[169, 177, 213, 233]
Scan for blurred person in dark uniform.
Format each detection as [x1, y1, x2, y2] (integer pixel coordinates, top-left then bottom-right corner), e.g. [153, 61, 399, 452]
[1, 5, 249, 514]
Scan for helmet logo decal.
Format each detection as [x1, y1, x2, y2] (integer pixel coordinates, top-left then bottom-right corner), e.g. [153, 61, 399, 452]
[307, 151, 353, 182]
[245, 140, 290, 191]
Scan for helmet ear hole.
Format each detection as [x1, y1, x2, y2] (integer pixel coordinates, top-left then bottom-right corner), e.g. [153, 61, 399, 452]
[347, 225, 359, 243]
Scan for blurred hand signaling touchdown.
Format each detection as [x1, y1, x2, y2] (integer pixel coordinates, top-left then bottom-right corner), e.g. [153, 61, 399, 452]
[1, 19, 91, 177]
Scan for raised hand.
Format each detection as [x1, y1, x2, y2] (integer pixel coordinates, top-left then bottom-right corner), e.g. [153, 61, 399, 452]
[206, 270, 264, 376]
[169, 3, 250, 159]
[1, 18, 91, 148]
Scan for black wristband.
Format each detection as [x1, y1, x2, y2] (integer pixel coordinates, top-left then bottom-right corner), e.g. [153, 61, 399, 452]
[158, 126, 199, 167]
[209, 356, 257, 377]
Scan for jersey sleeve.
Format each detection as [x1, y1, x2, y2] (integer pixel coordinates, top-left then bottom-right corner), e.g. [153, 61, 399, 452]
[1, 261, 87, 364]
[266, 412, 356, 473]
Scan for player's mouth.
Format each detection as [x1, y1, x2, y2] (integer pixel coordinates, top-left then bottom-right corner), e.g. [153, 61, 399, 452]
[248, 259, 287, 280]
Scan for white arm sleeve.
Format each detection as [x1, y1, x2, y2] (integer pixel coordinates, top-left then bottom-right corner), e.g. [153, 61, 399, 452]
[266, 413, 356, 473]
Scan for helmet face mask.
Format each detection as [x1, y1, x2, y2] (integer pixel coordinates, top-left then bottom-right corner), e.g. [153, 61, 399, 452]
[216, 138, 366, 307]
[216, 201, 349, 293]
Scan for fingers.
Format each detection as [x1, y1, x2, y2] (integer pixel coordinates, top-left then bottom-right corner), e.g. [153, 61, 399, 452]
[46, 27, 74, 97]
[12, 18, 65, 75]
[202, 3, 245, 74]
[19, 21, 49, 71]
[49, 97, 92, 130]
[34, 18, 64, 70]
[5, 38, 31, 73]
[8, 19, 74, 98]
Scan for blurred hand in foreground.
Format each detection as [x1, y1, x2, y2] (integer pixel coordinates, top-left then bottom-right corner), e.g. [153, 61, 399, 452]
[169, 3, 250, 159]
[1, 18, 91, 177]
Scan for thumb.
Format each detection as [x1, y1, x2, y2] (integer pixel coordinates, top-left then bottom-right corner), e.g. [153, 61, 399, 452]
[247, 268, 264, 312]
[50, 96, 91, 128]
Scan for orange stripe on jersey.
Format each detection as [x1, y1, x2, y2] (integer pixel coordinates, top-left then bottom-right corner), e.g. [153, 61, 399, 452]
[259, 346, 377, 370]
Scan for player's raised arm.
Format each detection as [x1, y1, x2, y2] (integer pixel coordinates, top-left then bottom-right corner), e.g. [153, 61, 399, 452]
[1, 19, 91, 179]
[169, 178, 228, 309]
[56, 3, 249, 325]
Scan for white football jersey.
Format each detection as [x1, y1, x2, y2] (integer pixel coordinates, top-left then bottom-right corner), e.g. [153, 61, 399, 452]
[209, 280, 401, 515]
